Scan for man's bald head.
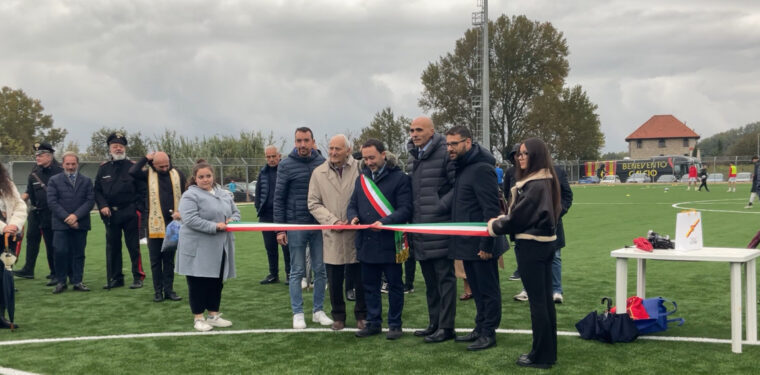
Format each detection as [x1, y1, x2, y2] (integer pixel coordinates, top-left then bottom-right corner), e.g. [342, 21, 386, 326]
[410, 116, 435, 148]
[153, 152, 171, 173]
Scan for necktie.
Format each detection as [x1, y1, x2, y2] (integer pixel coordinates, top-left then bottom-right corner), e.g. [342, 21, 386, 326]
[418, 149, 423, 159]
[69, 174, 76, 185]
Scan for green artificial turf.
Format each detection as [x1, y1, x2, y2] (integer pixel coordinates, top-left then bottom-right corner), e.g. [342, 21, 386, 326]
[1, 183, 759, 374]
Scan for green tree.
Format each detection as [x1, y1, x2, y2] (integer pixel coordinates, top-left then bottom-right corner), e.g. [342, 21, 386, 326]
[698, 122, 760, 156]
[419, 15, 570, 160]
[600, 151, 629, 160]
[355, 107, 411, 157]
[525, 85, 604, 160]
[0, 86, 67, 155]
[86, 127, 148, 159]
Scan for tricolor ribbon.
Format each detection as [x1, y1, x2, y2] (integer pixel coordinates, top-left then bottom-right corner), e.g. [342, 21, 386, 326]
[226, 222, 490, 237]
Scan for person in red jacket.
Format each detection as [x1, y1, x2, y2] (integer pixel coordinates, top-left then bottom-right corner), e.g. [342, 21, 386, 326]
[687, 164, 698, 190]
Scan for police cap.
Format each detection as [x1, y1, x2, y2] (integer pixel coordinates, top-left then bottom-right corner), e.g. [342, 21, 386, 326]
[107, 132, 128, 146]
[34, 142, 55, 155]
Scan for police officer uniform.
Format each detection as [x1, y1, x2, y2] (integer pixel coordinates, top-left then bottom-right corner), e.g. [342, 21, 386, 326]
[94, 133, 145, 289]
[14, 142, 62, 285]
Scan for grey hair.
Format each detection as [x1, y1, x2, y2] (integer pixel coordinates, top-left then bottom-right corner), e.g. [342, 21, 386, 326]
[330, 134, 351, 149]
[265, 145, 279, 153]
[61, 151, 79, 163]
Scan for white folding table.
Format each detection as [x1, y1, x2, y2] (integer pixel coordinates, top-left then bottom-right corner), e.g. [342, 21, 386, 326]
[610, 247, 760, 353]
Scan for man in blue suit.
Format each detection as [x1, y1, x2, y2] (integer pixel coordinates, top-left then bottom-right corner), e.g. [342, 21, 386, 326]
[47, 152, 95, 294]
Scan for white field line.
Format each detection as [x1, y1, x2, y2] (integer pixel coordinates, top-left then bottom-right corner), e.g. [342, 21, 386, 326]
[0, 328, 755, 348]
[0, 367, 40, 375]
[672, 198, 760, 214]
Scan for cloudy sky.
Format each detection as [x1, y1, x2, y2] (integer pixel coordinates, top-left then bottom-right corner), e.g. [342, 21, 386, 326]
[1, 0, 758, 154]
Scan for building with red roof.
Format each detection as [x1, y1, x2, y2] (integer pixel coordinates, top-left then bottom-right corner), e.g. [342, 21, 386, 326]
[625, 115, 700, 158]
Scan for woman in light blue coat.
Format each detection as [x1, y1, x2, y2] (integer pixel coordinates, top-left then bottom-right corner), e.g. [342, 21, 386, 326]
[176, 160, 240, 332]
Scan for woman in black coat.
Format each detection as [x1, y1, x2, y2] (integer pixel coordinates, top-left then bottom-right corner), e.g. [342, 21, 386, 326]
[487, 138, 561, 369]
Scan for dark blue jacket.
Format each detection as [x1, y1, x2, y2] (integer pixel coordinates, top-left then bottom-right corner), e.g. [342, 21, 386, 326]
[347, 160, 412, 264]
[47, 172, 95, 231]
[254, 164, 277, 218]
[273, 149, 325, 224]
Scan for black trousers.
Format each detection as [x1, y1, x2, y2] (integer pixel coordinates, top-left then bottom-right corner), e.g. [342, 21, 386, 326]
[20, 211, 55, 276]
[419, 257, 457, 329]
[103, 207, 145, 283]
[362, 262, 404, 328]
[326, 263, 366, 322]
[698, 179, 709, 191]
[515, 240, 557, 365]
[187, 276, 223, 314]
[148, 238, 176, 294]
[403, 252, 416, 288]
[462, 258, 501, 337]
[260, 215, 290, 277]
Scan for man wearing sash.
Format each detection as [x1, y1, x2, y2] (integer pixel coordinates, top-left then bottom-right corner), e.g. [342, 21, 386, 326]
[130, 151, 186, 302]
[405, 116, 457, 343]
[347, 139, 412, 340]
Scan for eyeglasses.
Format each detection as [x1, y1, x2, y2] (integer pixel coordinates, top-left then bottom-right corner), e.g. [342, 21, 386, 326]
[446, 139, 468, 147]
[517, 151, 529, 158]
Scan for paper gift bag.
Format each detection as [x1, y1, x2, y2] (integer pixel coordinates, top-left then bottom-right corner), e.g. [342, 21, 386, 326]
[675, 210, 702, 251]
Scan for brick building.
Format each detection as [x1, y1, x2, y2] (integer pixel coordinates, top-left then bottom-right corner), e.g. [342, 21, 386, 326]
[625, 115, 700, 159]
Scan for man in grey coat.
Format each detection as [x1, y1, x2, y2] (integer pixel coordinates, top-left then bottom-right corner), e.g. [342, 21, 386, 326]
[406, 116, 458, 343]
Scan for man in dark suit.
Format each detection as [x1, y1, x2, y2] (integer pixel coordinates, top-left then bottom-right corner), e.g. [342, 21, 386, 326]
[47, 152, 95, 294]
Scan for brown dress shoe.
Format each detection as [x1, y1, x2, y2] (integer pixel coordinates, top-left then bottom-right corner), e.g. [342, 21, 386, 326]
[331, 321, 345, 331]
[356, 320, 367, 330]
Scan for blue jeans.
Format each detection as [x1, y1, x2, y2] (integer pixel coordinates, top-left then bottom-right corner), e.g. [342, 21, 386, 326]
[287, 230, 326, 314]
[552, 249, 562, 294]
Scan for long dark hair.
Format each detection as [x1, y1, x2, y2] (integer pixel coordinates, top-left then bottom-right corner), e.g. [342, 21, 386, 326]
[187, 159, 215, 187]
[0, 163, 14, 198]
[515, 138, 561, 221]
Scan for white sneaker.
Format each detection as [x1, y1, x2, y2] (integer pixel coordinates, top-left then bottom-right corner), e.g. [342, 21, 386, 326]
[194, 319, 213, 332]
[513, 290, 528, 301]
[206, 314, 232, 327]
[293, 313, 306, 329]
[745, 204, 753, 209]
[553, 293, 564, 304]
[301, 278, 308, 290]
[139, 237, 148, 245]
[312, 310, 334, 326]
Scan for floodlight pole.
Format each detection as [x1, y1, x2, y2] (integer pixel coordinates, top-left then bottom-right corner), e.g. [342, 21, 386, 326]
[481, 0, 489, 151]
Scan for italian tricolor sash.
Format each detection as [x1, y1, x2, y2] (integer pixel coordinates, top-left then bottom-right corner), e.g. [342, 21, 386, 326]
[360, 175, 409, 263]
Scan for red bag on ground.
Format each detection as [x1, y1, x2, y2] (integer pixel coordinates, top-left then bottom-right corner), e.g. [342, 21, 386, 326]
[610, 296, 650, 320]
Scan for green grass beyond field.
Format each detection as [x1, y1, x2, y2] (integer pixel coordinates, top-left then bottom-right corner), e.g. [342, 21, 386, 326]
[1, 182, 759, 374]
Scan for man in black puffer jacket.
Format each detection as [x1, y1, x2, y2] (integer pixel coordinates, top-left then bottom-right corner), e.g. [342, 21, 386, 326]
[274, 127, 332, 330]
[444, 126, 505, 351]
[406, 116, 458, 343]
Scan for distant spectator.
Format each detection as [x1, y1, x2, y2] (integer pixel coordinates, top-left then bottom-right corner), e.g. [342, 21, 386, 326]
[728, 163, 737, 192]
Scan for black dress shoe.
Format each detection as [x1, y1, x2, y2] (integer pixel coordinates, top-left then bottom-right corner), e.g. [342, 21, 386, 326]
[153, 292, 165, 302]
[467, 335, 496, 351]
[0, 317, 17, 329]
[129, 280, 143, 289]
[346, 289, 356, 301]
[13, 270, 33, 279]
[413, 324, 437, 337]
[45, 278, 59, 287]
[103, 279, 125, 289]
[455, 330, 480, 342]
[165, 291, 182, 301]
[355, 325, 381, 338]
[46, 274, 53, 279]
[516, 356, 552, 369]
[424, 328, 456, 343]
[52, 283, 67, 294]
[260, 274, 279, 285]
[73, 283, 90, 292]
